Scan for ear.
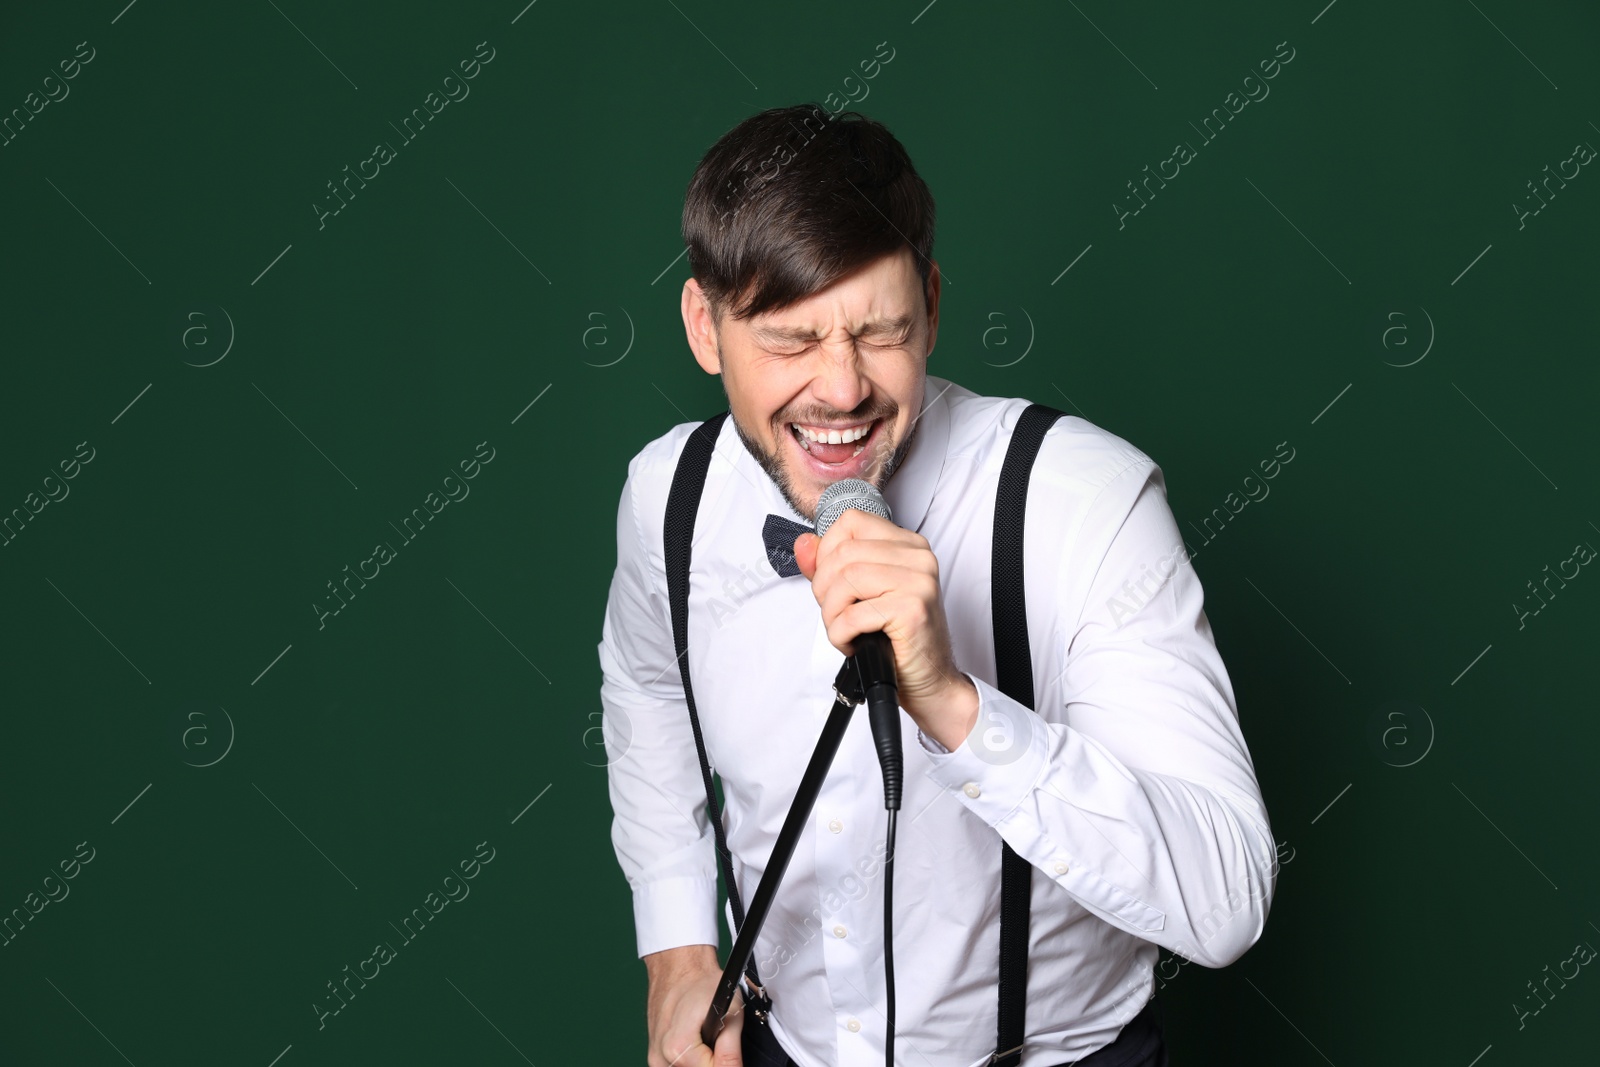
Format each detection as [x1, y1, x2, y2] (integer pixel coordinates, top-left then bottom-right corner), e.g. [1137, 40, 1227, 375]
[681, 278, 722, 375]
[924, 259, 942, 355]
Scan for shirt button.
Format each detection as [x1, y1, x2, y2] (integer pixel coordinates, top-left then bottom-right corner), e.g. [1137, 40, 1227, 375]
[846, 1018, 862, 1033]
[962, 782, 981, 799]
[832, 924, 847, 938]
[828, 818, 843, 833]
[1053, 861, 1069, 875]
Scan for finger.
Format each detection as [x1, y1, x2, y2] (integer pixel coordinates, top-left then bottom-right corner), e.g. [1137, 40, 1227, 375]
[810, 541, 934, 609]
[819, 506, 922, 548]
[817, 535, 934, 573]
[826, 593, 928, 655]
[660, 1033, 712, 1067]
[819, 559, 934, 627]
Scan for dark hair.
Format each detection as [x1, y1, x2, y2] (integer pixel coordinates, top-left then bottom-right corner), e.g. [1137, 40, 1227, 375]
[681, 103, 936, 325]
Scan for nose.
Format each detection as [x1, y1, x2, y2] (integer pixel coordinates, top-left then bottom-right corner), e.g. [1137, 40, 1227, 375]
[809, 341, 872, 418]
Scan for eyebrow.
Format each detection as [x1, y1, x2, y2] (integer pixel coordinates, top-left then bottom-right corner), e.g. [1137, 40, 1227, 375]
[751, 313, 915, 344]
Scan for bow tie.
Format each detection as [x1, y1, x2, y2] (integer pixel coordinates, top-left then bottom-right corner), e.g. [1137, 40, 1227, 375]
[762, 514, 813, 577]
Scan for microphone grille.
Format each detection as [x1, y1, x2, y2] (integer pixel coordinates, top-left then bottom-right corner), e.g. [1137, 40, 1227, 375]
[815, 478, 893, 537]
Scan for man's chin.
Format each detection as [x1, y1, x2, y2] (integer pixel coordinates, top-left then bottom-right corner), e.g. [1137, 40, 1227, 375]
[731, 411, 909, 523]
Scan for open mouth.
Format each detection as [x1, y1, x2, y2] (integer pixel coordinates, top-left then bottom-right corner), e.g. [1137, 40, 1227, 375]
[788, 416, 882, 470]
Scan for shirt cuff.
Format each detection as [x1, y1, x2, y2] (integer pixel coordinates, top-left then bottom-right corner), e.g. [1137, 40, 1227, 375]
[917, 672, 1053, 828]
[631, 874, 721, 959]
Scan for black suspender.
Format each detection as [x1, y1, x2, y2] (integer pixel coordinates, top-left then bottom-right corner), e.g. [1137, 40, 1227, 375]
[662, 410, 772, 1015]
[990, 402, 1067, 1066]
[662, 401, 1066, 1063]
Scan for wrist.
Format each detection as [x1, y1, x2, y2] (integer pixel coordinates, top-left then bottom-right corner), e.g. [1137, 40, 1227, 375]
[644, 943, 719, 984]
[921, 671, 979, 752]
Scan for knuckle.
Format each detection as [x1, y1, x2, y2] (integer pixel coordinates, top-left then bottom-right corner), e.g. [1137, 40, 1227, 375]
[827, 619, 852, 651]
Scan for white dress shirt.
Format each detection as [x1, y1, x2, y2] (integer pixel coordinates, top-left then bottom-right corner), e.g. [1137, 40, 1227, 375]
[598, 374, 1276, 1067]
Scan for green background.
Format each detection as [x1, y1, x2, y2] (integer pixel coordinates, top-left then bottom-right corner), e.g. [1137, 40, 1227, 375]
[2, 0, 1596, 1063]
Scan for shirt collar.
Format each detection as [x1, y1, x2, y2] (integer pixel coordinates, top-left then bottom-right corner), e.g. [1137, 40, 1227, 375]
[741, 373, 953, 535]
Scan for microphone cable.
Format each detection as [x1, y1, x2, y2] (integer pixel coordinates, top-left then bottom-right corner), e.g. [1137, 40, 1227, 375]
[883, 805, 898, 1067]
[863, 673, 902, 1067]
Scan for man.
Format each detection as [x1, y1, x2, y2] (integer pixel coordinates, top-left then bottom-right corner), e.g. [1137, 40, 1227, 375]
[599, 103, 1276, 1067]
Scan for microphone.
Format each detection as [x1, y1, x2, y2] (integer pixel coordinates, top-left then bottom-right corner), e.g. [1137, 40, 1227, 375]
[815, 478, 903, 810]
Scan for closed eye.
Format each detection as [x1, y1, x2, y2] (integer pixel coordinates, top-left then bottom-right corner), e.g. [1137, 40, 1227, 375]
[764, 337, 907, 355]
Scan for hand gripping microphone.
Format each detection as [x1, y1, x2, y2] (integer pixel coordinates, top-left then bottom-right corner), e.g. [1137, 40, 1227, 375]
[815, 478, 903, 811]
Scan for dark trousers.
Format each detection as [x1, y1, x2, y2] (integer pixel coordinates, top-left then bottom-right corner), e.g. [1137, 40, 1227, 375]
[741, 994, 1168, 1067]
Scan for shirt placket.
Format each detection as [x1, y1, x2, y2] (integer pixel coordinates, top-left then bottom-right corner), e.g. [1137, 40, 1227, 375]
[807, 613, 881, 1067]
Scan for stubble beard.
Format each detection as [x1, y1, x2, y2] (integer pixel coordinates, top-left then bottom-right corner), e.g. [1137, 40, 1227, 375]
[730, 402, 921, 526]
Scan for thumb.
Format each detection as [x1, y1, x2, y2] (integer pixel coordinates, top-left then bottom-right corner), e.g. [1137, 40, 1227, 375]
[712, 986, 745, 1067]
[793, 532, 819, 580]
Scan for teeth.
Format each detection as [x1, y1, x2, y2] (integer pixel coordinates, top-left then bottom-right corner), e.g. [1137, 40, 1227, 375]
[792, 420, 873, 445]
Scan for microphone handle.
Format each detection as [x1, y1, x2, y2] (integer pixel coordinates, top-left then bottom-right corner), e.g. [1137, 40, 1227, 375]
[853, 632, 903, 810]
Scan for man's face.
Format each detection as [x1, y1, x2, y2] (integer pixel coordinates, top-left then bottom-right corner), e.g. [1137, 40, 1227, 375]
[682, 247, 941, 524]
